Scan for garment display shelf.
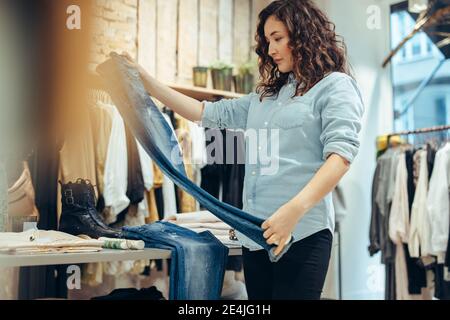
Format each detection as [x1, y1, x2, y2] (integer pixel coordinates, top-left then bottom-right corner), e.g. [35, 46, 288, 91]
[0, 246, 242, 268]
[166, 83, 244, 101]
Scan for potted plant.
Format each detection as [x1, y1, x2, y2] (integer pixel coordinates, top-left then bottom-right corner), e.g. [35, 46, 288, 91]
[209, 61, 234, 91]
[233, 60, 256, 94]
[192, 66, 208, 88]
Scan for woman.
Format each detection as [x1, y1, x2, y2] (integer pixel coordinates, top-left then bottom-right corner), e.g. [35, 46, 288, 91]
[123, 0, 364, 299]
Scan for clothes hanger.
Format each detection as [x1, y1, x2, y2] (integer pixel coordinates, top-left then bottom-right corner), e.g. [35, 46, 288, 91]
[88, 88, 112, 105]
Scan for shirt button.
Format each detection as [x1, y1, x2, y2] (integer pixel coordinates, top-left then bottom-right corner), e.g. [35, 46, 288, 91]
[252, 171, 256, 175]
[248, 199, 253, 203]
[278, 102, 282, 106]
[258, 146, 262, 150]
[264, 122, 268, 126]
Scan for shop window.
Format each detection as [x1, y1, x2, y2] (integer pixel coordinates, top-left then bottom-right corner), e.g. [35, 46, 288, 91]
[390, 3, 450, 132]
[435, 97, 447, 125]
[412, 42, 421, 56]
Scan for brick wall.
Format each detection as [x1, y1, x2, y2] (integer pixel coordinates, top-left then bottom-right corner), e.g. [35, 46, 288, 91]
[88, 0, 268, 86]
[90, 0, 138, 67]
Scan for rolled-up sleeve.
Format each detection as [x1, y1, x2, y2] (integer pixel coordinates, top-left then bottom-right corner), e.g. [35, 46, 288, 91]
[319, 77, 364, 163]
[200, 93, 255, 130]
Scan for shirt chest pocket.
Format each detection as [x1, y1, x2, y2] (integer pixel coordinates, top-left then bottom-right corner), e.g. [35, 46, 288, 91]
[272, 101, 313, 129]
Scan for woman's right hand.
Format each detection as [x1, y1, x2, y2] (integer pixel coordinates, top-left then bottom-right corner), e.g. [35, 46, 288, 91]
[120, 51, 135, 64]
[120, 51, 145, 76]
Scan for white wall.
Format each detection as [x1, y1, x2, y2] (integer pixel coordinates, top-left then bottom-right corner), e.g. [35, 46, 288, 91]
[315, 0, 401, 299]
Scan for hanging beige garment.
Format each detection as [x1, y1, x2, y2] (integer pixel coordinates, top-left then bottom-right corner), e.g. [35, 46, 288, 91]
[176, 118, 197, 213]
[7, 161, 39, 219]
[90, 101, 113, 195]
[57, 107, 98, 222]
[153, 162, 164, 188]
[145, 188, 159, 223]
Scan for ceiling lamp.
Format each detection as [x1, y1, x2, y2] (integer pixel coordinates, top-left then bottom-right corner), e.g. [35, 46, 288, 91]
[408, 0, 429, 13]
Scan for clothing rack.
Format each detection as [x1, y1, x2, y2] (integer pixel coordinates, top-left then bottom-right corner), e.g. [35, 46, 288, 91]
[386, 124, 450, 145]
[387, 124, 450, 138]
[372, 123, 450, 300]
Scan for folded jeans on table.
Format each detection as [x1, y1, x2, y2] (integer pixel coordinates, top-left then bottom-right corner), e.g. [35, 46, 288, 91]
[123, 221, 228, 300]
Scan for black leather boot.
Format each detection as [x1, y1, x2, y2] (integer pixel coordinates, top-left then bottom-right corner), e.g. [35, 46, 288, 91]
[59, 179, 122, 239]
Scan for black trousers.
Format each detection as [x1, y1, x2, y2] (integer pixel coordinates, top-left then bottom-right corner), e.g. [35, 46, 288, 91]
[242, 229, 332, 300]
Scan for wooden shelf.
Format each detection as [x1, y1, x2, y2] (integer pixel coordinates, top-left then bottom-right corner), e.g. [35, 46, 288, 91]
[87, 73, 244, 101]
[167, 83, 244, 101]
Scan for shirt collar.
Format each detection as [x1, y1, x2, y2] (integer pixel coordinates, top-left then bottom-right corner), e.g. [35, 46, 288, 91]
[287, 72, 297, 84]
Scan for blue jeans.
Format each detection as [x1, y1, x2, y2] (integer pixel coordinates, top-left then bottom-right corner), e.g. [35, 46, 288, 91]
[96, 52, 291, 262]
[123, 222, 228, 300]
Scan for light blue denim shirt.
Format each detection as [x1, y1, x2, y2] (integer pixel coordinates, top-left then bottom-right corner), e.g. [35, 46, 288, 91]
[201, 72, 364, 250]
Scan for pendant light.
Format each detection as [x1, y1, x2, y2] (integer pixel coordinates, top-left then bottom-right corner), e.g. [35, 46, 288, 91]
[408, 0, 429, 13]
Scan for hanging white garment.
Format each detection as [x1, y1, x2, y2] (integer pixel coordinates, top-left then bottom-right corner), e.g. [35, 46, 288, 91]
[408, 149, 432, 258]
[136, 140, 154, 218]
[161, 114, 178, 218]
[136, 140, 154, 191]
[388, 152, 420, 299]
[102, 103, 129, 223]
[389, 152, 410, 244]
[388, 151, 432, 300]
[427, 142, 450, 263]
[188, 120, 207, 168]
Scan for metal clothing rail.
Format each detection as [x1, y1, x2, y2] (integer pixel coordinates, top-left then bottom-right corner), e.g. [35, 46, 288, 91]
[375, 125, 450, 155]
[386, 124, 450, 145]
[387, 124, 450, 138]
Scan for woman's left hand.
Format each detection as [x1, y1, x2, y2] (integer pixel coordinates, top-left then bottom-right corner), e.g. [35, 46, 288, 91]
[262, 202, 302, 256]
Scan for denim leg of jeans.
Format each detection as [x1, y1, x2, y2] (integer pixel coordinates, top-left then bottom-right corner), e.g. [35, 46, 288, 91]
[96, 53, 292, 262]
[123, 222, 229, 300]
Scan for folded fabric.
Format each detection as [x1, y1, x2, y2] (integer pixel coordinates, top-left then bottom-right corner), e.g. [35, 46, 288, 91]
[123, 222, 228, 300]
[0, 229, 103, 253]
[98, 237, 145, 250]
[171, 221, 231, 230]
[9, 246, 102, 255]
[167, 211, 222, 224]
[97, 53, 292, 262]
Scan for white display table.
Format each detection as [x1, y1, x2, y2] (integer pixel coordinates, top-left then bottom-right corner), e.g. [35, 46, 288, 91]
[0, 247, 242, 268]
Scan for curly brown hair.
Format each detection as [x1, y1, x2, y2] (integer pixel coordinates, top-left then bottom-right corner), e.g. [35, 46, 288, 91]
[255, 0, 352, 100]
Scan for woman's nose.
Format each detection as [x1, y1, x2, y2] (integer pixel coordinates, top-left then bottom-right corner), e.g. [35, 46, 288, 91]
[269, 46, 277, 58]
